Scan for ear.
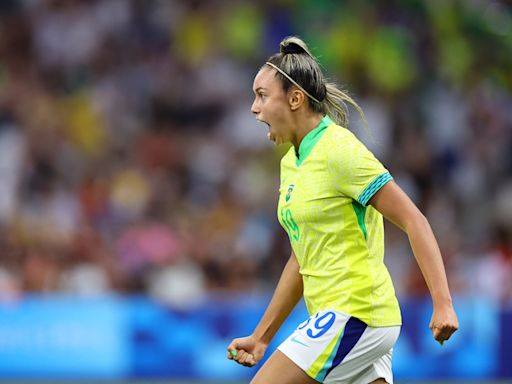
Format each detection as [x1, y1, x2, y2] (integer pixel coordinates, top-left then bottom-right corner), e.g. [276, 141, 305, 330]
[288, 88, 305, 111]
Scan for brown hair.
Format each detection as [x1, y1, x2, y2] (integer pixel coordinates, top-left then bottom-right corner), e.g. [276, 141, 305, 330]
[265, 36, 367, 129]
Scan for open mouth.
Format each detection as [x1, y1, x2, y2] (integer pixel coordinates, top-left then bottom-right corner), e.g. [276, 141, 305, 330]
[256, 119, 276, 143]
[256, 118, 270, 128]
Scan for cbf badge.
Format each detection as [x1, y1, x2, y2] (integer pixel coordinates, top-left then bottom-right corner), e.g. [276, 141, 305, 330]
[285, 184, 295, 202]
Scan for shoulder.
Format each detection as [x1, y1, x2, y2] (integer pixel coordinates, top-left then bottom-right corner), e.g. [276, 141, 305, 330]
[323, 124, 368, 163]
[323, 124, 361, 148]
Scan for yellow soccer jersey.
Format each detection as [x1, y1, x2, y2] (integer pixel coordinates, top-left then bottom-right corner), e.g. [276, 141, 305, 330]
[277, 115, 401, 327]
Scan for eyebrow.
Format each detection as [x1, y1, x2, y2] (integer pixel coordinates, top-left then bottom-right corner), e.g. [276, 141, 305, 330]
[253, 87, 267, 94]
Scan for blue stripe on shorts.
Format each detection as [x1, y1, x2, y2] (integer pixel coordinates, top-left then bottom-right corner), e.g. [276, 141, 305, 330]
[325, 316, 367, 378]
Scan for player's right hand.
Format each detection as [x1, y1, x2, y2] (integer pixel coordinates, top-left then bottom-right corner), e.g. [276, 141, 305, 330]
[227, 335, 268, 367]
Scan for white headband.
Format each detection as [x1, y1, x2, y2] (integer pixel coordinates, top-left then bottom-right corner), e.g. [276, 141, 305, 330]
[265, 62, 321, 104]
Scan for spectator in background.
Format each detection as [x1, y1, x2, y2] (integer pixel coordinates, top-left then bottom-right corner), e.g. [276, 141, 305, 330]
[0, 0, 508, 312]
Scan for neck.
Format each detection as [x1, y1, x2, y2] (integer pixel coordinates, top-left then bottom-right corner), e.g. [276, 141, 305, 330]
[291, 112, 324, 151]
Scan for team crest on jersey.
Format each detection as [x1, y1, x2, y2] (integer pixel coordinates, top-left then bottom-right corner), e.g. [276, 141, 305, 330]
[285, 184, 295, 202]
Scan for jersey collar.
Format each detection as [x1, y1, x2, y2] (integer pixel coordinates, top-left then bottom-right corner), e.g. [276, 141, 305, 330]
[296, 115, 332, 166]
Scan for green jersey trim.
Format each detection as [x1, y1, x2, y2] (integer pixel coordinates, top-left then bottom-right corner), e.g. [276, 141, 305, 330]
[352, 201, 367, 240]
[358, 172, 393, 206]
[296, 115, 332, 166]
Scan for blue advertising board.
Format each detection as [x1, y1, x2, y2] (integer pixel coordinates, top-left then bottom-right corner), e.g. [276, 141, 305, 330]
[0, 296, 130, 378]
[0, 295, 508, 380]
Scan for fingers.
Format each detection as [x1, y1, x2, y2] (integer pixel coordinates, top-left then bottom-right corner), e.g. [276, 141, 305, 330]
[430, 307, 459, 346]
[226, 340, 255, 367]
[238, 350, 257, 366]
[431, 323, 458, 344]
[226, 341, 238, 361]
[227, 336, 264, 367]
[226, 348, 237, 360]
[227, 348, 256, 367]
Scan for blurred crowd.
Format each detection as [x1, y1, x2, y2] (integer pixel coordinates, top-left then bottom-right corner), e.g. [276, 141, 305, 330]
[0, 0, 511, 306]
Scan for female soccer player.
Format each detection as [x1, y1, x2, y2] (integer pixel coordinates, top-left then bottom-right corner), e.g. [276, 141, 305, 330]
[227, 36, 458, 384]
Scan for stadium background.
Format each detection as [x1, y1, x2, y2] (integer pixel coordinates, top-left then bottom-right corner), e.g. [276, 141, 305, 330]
[0, 0, 511, 382]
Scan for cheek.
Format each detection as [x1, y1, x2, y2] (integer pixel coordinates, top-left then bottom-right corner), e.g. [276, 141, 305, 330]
[267, 99, 288, 122]
[273, 107, 291, 132]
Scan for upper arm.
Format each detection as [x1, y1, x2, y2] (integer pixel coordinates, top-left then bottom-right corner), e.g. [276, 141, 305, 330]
[290, 250, 299, 268]
[369, 180, 426, 232]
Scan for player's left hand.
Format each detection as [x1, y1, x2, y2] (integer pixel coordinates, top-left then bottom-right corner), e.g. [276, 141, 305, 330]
[429, 302, 459, 345]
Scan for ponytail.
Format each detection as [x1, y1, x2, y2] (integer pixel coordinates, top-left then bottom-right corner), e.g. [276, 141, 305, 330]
[324, 83, 368, 129]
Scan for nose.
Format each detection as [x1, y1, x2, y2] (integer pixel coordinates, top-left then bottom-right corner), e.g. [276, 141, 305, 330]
[251, 99, 259, 115]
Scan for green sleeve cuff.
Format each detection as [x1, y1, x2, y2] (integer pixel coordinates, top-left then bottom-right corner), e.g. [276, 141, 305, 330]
[358, 172, 393, 206]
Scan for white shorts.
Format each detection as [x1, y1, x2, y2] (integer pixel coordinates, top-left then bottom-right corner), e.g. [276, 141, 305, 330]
[278, 310, 400, 384]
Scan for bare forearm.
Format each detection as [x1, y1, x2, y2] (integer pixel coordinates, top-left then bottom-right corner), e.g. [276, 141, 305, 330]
[370, 181, 458, 343]
[405, 213, 453, 306]
[370, 182, 453, 306]
[253, 252, 303, 345]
